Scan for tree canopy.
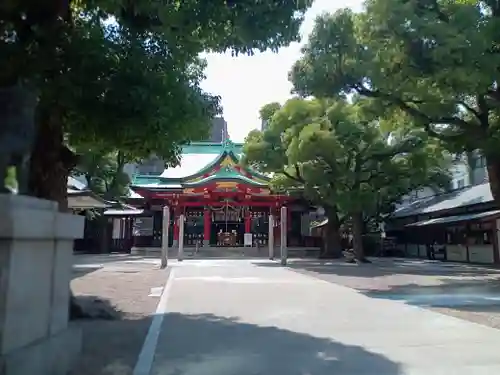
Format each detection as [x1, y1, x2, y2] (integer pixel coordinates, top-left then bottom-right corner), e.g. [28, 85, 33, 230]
[72, 146, 130, 200]
[0, 1, 313, 209]
[290, 2, 500, 204]
[243, 97, 450, 259]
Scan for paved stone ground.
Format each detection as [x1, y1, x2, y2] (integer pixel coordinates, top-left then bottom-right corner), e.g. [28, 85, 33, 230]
[282, 258, 500, 329]
[149, 259, 500, 375]
[69, 255, 169, 375]
[68, 256, 500, 374]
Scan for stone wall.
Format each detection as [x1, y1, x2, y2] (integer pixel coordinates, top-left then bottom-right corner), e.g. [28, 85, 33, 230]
[0, 195, 84, 375]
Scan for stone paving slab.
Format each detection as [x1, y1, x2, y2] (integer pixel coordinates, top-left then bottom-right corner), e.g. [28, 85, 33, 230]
[145, 259, 500, 375]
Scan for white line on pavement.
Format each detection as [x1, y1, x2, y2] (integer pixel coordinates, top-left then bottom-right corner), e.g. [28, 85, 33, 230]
[133, 269, 175, 375]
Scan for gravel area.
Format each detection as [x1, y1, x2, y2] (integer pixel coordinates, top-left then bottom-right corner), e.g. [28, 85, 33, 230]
[69, 258, 169, 375]
[286, 258, 500, 329]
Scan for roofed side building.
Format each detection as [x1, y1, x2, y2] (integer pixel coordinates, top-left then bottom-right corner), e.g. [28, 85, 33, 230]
[395, 151, 488, 210]
[385, 181, 500, 264]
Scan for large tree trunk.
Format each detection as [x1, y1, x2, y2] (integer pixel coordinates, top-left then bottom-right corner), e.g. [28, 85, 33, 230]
[320, 206, 342, 258]
[486, 155, 500, 207]
[28, 107, 84, 319]
[28, 108, 77, 211]
[351, 211, 370, 263]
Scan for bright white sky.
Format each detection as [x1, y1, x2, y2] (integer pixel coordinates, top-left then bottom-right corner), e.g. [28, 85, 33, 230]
[200, 0, 363, 142]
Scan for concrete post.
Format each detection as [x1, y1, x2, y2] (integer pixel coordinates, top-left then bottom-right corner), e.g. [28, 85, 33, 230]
[280, 206, 287, 266]
[178, 214, 185, 261]
[268, 214, 274, 260]
[172, 208, 179, 248]
[160, 205, 169, 269]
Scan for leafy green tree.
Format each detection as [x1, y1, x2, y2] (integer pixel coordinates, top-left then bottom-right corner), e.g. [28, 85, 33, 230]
[243, 99, 345, 257]
[259, 102, 282, 123]
[2, 1, 314, 320]
[72, 146, 131, 200]
[1, 1, 313, 210]
[244, 98, 450, 260]
[290, 3, 500, 205]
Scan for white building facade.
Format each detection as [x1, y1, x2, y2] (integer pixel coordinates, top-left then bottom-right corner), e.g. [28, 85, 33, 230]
[395, 151, 488, 210]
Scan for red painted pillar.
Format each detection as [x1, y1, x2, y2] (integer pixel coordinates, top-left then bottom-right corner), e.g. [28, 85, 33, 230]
[203, 208, 211, 243]
[245, 209, 251, 233]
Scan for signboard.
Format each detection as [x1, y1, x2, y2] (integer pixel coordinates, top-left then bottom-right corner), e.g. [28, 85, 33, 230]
[133, 217, 153, 236]
[244, 233, 253, 247]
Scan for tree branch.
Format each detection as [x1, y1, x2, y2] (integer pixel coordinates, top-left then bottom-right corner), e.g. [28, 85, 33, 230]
[283, 170, 304, 183]
[486, 88, 500, 103]
[457, 99, 481, 120]
[476, 94, 490, 128]
[294, 164, 304, 182]
[354, 84, 479, 141]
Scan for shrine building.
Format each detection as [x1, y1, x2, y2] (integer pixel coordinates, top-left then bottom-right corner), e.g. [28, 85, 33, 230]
[129, 140, 319, 251]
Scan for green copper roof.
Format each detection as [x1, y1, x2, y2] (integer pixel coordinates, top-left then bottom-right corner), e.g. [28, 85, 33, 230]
[184, 165, 267, 187]
[158, 140, 243, 179]
[181, 139, 243, 154]
[131, 140, 268, 189]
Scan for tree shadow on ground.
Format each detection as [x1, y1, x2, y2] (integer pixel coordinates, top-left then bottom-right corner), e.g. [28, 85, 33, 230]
[151, 313, 402, 375]
[70, 309, 403, 375]
[361, 281, 500, 314]
[256, 258, 500, 323]
[69, 295, 145, 375]
[254, 257, 500, 280]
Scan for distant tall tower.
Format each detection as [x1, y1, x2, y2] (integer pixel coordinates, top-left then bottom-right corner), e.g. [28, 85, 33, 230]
[208, 117, 228, 142]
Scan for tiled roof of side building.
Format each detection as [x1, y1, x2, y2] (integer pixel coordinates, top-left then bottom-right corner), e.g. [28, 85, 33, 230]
[392, 182, 493, 218]
[68, 175, 143, 199]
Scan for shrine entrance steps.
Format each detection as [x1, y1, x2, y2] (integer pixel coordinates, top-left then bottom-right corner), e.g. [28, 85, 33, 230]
[130, 246, 320, 259]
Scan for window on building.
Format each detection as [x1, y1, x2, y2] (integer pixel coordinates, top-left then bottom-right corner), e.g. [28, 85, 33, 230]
[456, 179, 465, 189]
